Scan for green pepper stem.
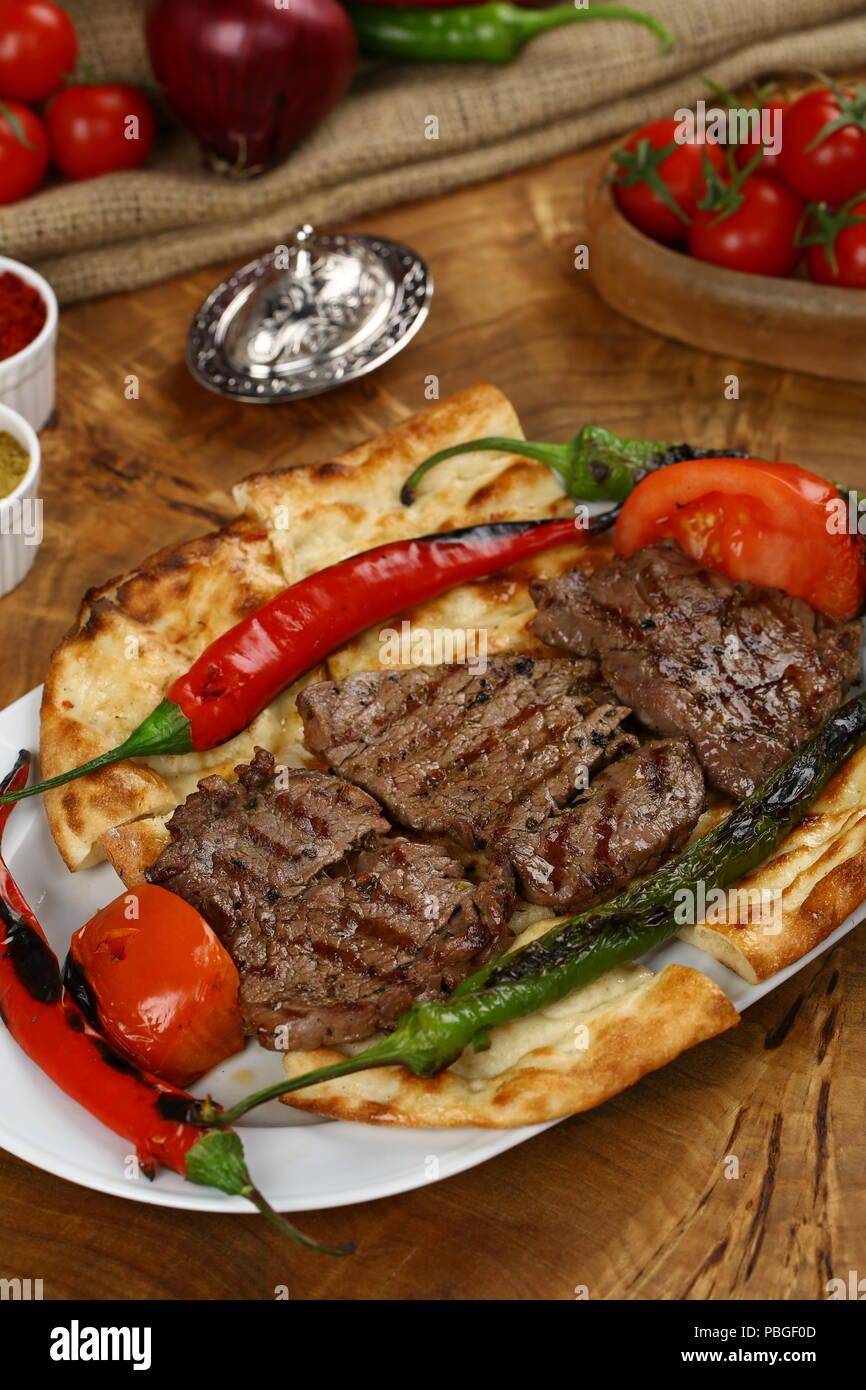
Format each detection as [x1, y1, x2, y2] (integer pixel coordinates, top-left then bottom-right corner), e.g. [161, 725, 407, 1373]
[0, 698, 194, 805]
[214, 1035, 407, 1128]
[509, 4, 675, 56]
[401, 425, 684, 506]
[400, 436, 571, 505]
[184, 1129, 353, 1255]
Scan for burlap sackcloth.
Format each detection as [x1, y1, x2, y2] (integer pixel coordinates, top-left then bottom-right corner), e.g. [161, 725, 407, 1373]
[3, 0, 866, 303]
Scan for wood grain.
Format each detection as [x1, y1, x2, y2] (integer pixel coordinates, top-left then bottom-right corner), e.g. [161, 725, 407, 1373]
[2, 133, 866, 1302]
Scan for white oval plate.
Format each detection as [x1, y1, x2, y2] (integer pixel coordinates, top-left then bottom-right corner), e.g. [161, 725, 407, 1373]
[1, 686, 864, 1214]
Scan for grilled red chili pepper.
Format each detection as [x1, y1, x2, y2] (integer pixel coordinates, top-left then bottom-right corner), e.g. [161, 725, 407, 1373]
[0, 752, 349, 1254]
[0, 516, 585, 803]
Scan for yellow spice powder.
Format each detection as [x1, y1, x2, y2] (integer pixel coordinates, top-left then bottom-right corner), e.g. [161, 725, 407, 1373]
[0, 431, 29, 498]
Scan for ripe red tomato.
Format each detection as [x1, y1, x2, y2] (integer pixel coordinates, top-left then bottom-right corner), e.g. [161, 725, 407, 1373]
[45, 83, 155, 180]
[0, 0, 77, 103]
[612, 118, 726, 244]
[0, 98, 48, 203]
[614, 458, 866, 621]
[805, 197, 866, 288]
[688, 176, 803, 277]
[67, 883, 244, 1088]
[779, 86, 866, 204]
[733, 99, 787, 179]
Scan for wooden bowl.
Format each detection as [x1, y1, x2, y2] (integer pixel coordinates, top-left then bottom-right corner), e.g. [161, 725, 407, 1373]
[586, 151, 866, 383]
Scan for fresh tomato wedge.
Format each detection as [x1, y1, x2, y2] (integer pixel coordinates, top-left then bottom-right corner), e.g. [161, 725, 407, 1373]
[614, 458, 866, 621]
[66, 882, 244, 1088]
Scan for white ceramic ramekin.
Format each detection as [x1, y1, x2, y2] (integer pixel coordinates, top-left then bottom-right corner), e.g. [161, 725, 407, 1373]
[0, 256, 57, 431]
[0, 402, 42, 596]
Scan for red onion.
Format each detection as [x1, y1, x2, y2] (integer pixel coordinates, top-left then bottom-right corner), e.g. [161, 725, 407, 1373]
[146, 0, 357, 176]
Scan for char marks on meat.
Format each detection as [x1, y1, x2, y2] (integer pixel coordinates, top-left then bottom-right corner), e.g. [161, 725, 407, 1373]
[490, 738, 704, 912]
[531, 541, 862, 799]
[148, 749, 508, 1051]
[298, 655, 635, 849]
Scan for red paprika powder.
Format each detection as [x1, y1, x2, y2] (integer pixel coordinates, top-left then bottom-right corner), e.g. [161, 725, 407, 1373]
[0, 271, 47, 361]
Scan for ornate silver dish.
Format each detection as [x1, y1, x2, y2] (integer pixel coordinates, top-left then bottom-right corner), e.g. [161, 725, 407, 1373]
[186, 225, 433, 403]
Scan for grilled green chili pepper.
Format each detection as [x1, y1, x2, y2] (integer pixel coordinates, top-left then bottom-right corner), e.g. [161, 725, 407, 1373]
[400, 426, 746, 505]
[207, 688, 866, 1127]
[345, 3, 675, 64]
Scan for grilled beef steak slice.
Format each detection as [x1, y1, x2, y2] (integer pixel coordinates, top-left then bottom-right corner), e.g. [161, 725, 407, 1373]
[148, 749, 508, 1051]
[298, 654, 635, 849]
[148, 747, 389, 934]
[531, 541, 862, 799]
[236, 838, 499, 1051]
[490, 738, 704, 911]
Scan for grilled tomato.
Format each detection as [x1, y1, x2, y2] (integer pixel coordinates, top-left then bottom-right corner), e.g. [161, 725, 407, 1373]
[66, 882, 244, 1087]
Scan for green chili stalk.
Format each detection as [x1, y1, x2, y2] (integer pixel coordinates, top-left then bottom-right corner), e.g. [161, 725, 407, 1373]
[206, 689, 866, 1128]
[185, 1130, 353, 1255]
[400, 427, 746, 505]
[345, 4, 675, 65]
[0, 698, 194, 806]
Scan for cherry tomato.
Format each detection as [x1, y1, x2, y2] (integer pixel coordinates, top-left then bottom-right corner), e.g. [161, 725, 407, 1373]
[614, 458, 866, 621]
[0, 98, 48, 204]
[0, 0, 76, 104]
[804, 197, 866, 288]
[688, 176, 803, 277]
[67, 882, 244, 1087]
[45, 83, 155, 180]
[733, 98, 787, 179]
[779, 87, 866, 204]
[612, 118, 726, 244]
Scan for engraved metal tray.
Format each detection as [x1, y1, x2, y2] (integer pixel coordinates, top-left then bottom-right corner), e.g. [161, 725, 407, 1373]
[187, 225, 433, 403]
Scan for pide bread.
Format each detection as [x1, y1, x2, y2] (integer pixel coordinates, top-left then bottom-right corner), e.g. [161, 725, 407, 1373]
[37, 384, 866, 1126]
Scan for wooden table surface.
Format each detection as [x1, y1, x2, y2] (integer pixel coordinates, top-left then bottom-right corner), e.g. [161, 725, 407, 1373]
[2, 133, 865, 1304]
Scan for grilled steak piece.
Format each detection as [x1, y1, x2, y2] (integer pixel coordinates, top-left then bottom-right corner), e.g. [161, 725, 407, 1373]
[148, 747, 390, 933]
[298, 654, 636, 849]
[148, 749, 509, 1051]
[490, 738, 704, 912]
[531, 541, 862, 800]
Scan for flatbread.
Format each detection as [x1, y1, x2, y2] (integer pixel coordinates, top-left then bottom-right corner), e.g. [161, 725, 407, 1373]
[42, 518, 318, 871]
[37, 381, 866, 1129]
[44, 383, 579, 871]
[678, 748, 866, 981]
[280, 914, 738, 1127]
[234, 380, 571, 585]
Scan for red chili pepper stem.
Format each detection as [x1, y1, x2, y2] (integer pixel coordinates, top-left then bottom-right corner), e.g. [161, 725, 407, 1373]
[0, 697, 193, 806]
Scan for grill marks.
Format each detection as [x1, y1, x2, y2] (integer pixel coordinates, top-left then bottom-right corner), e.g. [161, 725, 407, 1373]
[144, 540, 863, 1058]
[299, 655, 634, 849]
[299, 653, 706, 919]
[148, 749, 507, 1051]
[490, 738, 705, 912]
[531, 541, 863, 800]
